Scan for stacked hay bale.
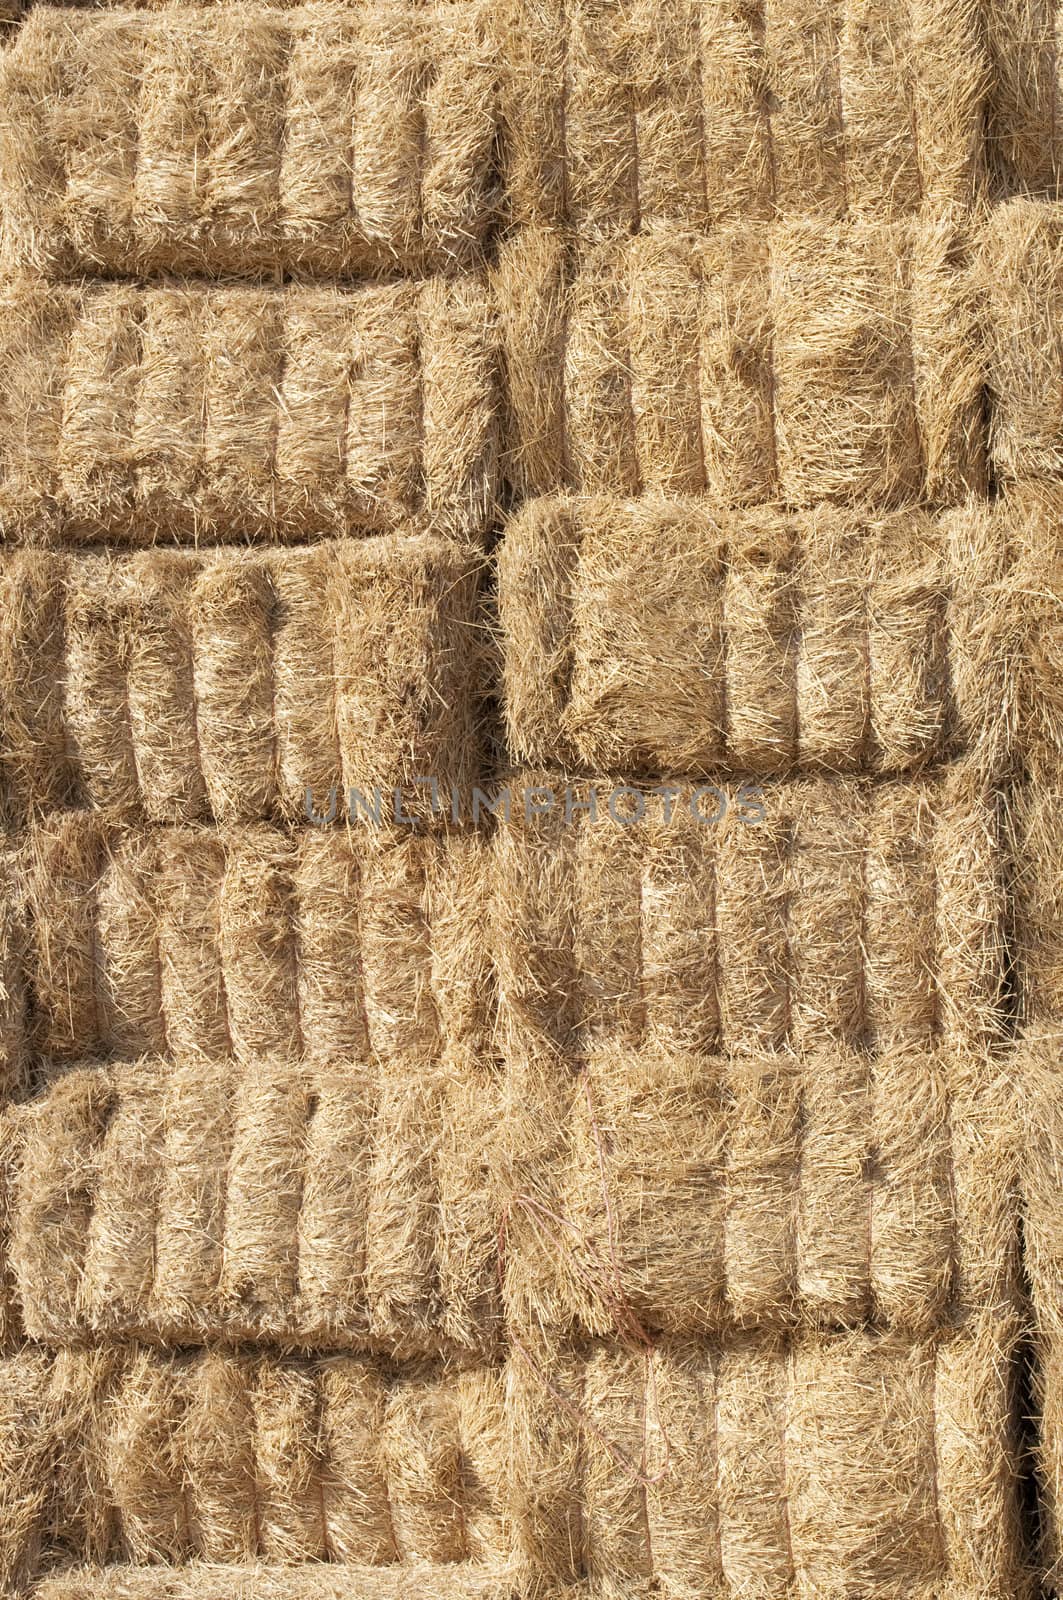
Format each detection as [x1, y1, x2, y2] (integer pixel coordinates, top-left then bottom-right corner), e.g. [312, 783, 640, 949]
[0, 7, 512, 1600]
[0, 0, 1061, 1596]
[489, 3, 1036, 1595]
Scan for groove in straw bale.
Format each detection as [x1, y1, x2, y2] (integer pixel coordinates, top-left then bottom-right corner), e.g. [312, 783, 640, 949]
[500, 0, 986, 229]
[494, 219, 983, 508]
[0, 3, 499, 280]
[18, 816, 492, 1069]
[7, 1057, 501, 1357]
[499, 496, 1014, 779]
[0, 282, 498, 543]
[508, 1321, 1023, 1596]
[0, 538, 483, 826]
[493, 772, 1005, 1064]
[502, 1043, 1017, 1343]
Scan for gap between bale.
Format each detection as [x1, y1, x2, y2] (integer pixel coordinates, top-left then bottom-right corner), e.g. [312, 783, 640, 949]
[7, 1055, 502, 1360]
[497, 495, 1017, 780]
[0, 538, 486, 827]
[0, 280, 498, 543]
[0, 2, 501, 279]
[493, 218, 984, 507]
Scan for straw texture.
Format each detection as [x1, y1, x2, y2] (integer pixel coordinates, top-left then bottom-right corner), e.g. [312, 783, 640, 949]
[500, 0, 987, 229]
[492, 769, 1006, 1062]
[36, 1570, 518, 1600]
[0, 539, 484, 824]
[0, 3, 499, 280]
[502, 1044, 1019, 1343]
[508, 1321, 1024, 1598]
[18, 817, 491, 1069]
[8, 1058, 501, 1358]
[0, 280, 497, 543]
[0, 1345, 510, 1579]
[493, 220, 984, 506]
[498, 495, 1014, 778]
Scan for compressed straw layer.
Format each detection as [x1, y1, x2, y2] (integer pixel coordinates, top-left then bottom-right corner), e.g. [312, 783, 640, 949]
[492, 770, 1006, 1061]
[498, 495, 1015, 778]
[0, 538, 484, 825]
[493, 220, 984, 507]
[500, 0, 986, 228]
[0, 280, 497, 544]
[502, 1044, 1018, 1342]
[0, 3, 499, 279]
[5, 1058, 501, 1358]
[0, 1345, 509, 1583]
[17, 818, 491, 1070]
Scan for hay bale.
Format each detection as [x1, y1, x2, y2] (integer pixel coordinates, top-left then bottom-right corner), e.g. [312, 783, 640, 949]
[0, 1108, 25, 1351]
[507, 1042, 999, 1344]
[511, 1324, 1022, 1597]
[316, 1357, 395, 1564]
[382, 1372, 467, 1562]
[0, 1349, 53, 1595]
[496, 219, 980, 506]
[0, 281, 497, 543]
[46, 1347, 123, 1566]
[154, 827, 231, 1067]
[0, 3, 499, 279]
[0, 849, 27, 1105]
[104, 1347, 195, 1564]
[35, 1569, 519, 1600]
[500, 498, 1006, 779]
[23, 810, 106, 1063]
[983, 198, 1063, 481]
[4, 538, 482, 826]
[94, 832, 165, 1059]
[13, 1056, 497, 1357]
[500, 0, 983, 228]
[1013, 783, 1063, 1024]
[1002, 480, 1063, 787]
[493, 771, 1006, 1058]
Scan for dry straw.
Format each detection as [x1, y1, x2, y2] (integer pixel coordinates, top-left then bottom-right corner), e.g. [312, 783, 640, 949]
[984, 0, 1063, 197]
[0, 538, 484, 826]
[0, 1346, 511, 1587]
[18, 816, 491, 1069]
[492, 770, 1006, 1064]
[8, 1056, 502, 1358]
[498, 495, 1015, 779]
[507, 1321, 1024, 1597]
[493, 218, 984, 506]
[500, 1043, 1019, 1346]
[0, 2, 500, 279]
[35, 1568, 517, 1600]
[1019, 1029, 1063, 1588]
[982, 199, 1063, 482]
[0, 280, 497, 543]
[499, 0, 986, 229]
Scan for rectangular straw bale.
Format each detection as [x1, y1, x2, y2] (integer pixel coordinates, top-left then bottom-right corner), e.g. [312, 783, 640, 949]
[0, 1108, 25, 1350]
[62, 555, 139, 815]
[0, 850, 27, 1104]
[998, 480, 1063, 788]
[11, 1056, 498, 1358]
[496, 220, 980, 508]
[315, 1357, 395, 1564]
[507, 1043, 1006, 1344]
[46, 1347, 123, 1566]
[500, 0, 983, 228]
[983, 198, 1063, 480]
[510, 1323, 1022, 1597]
[0, 1349, 53, 1595]
[0, 3, 499, 280]
[0, 281, 497, 544]
[182, 1350, 258, 1564]
[24, 818, 492, 1069]
[34, 1569, 520, 1600]
[494, 772, 1006, 1061]
[1012, 784, 1063, 1024]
